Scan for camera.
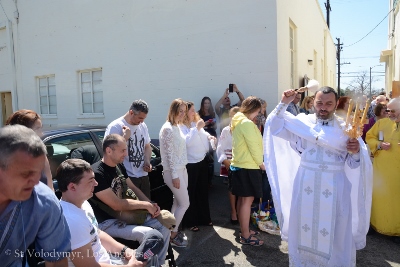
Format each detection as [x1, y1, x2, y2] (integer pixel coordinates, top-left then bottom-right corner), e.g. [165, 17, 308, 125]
[229, 84, 234, 93]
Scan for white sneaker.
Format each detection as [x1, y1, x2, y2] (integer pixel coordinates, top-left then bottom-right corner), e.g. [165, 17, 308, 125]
[171, 233, 188, 247]
[178, 231, 187, 241]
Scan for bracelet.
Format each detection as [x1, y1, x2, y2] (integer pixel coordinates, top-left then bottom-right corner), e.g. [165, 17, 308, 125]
[121, 246, 128, 257]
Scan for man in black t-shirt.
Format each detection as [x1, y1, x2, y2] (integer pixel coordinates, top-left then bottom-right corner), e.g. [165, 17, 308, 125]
[91, 134, 171, 265]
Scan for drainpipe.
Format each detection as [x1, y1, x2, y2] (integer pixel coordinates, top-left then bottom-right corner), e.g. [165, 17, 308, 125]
[5, 19, 19, 110]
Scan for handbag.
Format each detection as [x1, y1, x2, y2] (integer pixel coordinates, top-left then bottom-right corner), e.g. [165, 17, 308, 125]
[90, 165, 148, 225]
[205, 151, 214, 164]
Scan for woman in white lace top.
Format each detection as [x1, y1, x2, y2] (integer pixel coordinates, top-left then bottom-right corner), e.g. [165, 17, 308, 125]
[159, 98, 190, 247]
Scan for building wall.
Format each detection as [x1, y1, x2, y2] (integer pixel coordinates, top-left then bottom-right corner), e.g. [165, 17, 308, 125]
[0, 0, 334, 137]
[0, 19, 17, 125]
[275, 0, 336, 101]
[381, 0, 399, 94]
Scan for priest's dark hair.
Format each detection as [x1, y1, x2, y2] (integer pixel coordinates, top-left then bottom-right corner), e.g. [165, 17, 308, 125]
[316, 86, 339, 101]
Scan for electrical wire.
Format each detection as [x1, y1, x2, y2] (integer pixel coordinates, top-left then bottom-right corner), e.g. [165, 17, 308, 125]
[344, 8, 394, 47]
[341, 56, 380, 59]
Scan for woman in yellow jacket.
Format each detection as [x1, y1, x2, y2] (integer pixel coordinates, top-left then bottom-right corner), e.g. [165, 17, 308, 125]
[230, 96, 265, 246]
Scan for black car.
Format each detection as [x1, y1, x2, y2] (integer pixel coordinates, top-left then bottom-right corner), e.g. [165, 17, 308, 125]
[41, 125, 173, 210]
[30, 125, 176, 266]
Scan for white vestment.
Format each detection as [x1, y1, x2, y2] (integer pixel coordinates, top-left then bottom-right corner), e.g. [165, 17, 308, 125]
[263, 103, 372, 267]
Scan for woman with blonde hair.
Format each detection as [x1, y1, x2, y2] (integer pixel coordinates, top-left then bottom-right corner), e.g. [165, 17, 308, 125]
[299, 96, 314, 115]
[6, 109, 54, 190]
[231, 96, 264, 246]
[179, 101, 216, 232]
[159, 99, 189, 247]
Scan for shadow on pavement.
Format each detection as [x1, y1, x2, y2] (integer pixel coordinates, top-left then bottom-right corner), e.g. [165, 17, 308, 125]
[172, 176, 400, 267]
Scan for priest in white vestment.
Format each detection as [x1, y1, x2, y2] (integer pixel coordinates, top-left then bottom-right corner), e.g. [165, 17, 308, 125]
[264, 87, 372, 267]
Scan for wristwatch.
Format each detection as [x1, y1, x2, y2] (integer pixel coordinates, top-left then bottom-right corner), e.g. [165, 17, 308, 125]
[120, 246, 128, 257]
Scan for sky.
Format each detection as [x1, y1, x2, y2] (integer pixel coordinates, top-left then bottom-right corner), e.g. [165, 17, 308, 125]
[317, 0, 390, 94]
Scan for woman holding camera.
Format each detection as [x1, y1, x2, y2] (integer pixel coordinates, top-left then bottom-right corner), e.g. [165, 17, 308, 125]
[180, 101, 216, 232]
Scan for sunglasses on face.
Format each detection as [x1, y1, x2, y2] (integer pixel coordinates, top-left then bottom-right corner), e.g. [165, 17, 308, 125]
[386, 109, 396, 113]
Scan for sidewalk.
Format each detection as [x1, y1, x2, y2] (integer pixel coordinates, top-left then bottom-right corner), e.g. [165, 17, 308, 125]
[171, 176, 400, 266]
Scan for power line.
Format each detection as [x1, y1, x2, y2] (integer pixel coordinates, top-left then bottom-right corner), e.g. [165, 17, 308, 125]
[341, 56, 380, 59]
[344, 8, 394, 47]
[341, 75, 385, 78]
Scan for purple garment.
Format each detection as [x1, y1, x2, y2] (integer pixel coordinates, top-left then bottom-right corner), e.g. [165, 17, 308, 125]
[362, 117, 376, 142]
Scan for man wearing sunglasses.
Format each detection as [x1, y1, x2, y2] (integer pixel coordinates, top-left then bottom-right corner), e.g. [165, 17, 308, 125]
[366, 97, 400, 243]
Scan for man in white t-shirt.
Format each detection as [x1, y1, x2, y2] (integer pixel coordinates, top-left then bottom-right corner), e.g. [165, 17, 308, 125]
[105, 100, 153, 198]
[56, 159, 163, 267]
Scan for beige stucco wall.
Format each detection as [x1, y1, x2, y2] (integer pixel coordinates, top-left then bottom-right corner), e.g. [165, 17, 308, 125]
[380, 0, 398, 93]
[276, 0, 336, 101]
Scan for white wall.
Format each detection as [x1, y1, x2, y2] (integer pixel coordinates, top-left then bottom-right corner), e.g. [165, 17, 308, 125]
[0, 0, 335, 137]
[2, 0, 280, 137]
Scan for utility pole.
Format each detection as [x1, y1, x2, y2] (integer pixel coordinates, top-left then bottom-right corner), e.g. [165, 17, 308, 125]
[325, 0, 332, 28]
[370, 64, 383, 98]
[336, 38, 343, 96]
[369, 67, 372, 99]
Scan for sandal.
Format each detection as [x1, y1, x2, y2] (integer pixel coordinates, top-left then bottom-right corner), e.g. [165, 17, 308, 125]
[189, 226, 200, 232]
[240, 230, 260, 236]
[239, 235, 263, 246]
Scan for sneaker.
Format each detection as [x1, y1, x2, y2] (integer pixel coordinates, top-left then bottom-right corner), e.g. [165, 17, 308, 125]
[178, 231, 187, 241]
[171, 233, 188, 247]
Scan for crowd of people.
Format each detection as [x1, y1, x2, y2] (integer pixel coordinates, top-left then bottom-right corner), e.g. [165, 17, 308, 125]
[1, 83, 399, 267]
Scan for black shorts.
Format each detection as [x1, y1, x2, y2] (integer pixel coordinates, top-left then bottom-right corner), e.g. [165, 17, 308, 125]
[231, 168, 263, 198]
[227, 170, 233, 192]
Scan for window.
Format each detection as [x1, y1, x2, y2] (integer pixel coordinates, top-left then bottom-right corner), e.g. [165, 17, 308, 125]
[38, 76, 57, 115]
[289, 22, 296, 88]
[44, 132, 100, 176]
[93, 130, 105, 142]
[80, 69, 103, 114]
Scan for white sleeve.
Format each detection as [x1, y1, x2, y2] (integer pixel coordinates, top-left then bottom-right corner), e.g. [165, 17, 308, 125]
[267, 103, 304, 155]
[216, 127, 231, 163]
[179, 124, 200, 146]
[160, 127, 178, 178]
[105, 121, 123, 136]
[62, 207, 92, 250]
[142, 123, 151, 145]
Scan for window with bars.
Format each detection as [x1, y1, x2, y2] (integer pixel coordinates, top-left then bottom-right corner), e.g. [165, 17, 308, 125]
[80, 69, 103, 114]
[38, 76, 57, 115]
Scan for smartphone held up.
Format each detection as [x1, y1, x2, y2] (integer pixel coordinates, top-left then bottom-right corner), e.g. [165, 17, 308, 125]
[229, 84, 234, 93]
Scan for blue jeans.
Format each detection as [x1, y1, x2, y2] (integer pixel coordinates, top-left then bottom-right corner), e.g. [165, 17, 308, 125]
[99, 214, 171, 265]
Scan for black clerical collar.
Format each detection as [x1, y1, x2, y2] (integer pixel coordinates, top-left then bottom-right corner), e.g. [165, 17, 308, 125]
[316, 117, 334, 126]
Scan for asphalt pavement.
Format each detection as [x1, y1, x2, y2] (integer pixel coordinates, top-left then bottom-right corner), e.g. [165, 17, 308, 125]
[170, 176, 400, 267]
